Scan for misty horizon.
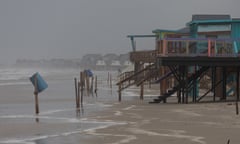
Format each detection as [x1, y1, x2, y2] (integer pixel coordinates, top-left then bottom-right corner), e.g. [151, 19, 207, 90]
[0, 0, 239, 65]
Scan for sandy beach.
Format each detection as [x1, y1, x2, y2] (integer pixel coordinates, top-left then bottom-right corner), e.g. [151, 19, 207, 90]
[77, 98, 240, 144]
[0, 68, 240, 144]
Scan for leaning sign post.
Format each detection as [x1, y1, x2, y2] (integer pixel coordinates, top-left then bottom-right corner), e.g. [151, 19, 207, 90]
[30, 72, 48, 114]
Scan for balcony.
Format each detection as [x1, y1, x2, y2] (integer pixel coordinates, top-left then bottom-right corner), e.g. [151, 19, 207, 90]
[130, 50, 157, 63]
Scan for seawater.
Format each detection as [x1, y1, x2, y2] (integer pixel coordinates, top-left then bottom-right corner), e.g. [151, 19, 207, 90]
[0, 66, 127, 144]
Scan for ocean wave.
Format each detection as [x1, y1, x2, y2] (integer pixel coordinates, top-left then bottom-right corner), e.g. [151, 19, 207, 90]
[0, 67, 78, 86]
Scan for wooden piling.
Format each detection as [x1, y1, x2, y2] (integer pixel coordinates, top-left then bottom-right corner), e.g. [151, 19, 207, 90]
[74, 78, 78, 108]
[107, 72, 110, 85]
[91, 76, 94, 94]
[118, 84, 122, 102]
[110, 73, 112, 89]
[34, 75, 39, 114]
[140, 83, 144, 100]
[94, 75, 98, 94]
[80, 72, 84, 106]
[77, 82, 80, 108]
[236, 101, 239, 115]
[86, 75, 90, 96]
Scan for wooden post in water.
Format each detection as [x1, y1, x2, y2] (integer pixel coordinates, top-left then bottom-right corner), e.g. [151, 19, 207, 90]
[227, 139, 230, 144]
[140, 83, 144, 100]
[34, 75, 39, 114]
[91, 76, 94, 94]
[80, 72, 84, 106]
[107, 72, 110, 86]
[74, 78, 78, 108]
[77, 82, 80, 109]
[94, 75, 98, 94]
[110, 73, 112, 89]
[86, 74, 90, 96]
[118, 84, 122, 102]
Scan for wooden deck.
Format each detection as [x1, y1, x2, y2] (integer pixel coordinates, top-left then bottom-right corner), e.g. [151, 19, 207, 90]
[117, 38, 240, 103]
[130, 50, 157, 63]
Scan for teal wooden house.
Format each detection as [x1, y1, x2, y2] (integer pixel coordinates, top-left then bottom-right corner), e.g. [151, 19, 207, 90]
[187, 15, 240, 53]
[123, 14, 240, 104]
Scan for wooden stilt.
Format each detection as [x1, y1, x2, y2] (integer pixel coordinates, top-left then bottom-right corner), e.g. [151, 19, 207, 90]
[86, 75, 90, 96]
[110, 73, 112, 89]
[212, 67, 216, 102]
[237, 67, 239, 101]
[94, 75, 98, 94]
[34, 75, 39, 114]
[236, 101, 239, 115]
[185, 66, 188, 104]
[77, 82, 80, 108]
[140, 83, 144, 100]
[80, 72, 84, 106]
[91, 77, 94, 95]
[118, 84, 122, 102]
[222, 67, 227, 100]
[107, 72, 110, 86]
[227, 139, 230, 144]
[74, 78, 78, 108]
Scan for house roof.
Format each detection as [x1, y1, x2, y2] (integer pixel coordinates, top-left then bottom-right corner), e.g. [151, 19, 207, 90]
[187, 14, 240, 25]
[152, 27, 190, 34]
[152, 29, 177, 34]
[192, 14, 231, 21]
[187, 19, 240, 25]
[177, 27, 190, 33]
[127, 35, 156, 38]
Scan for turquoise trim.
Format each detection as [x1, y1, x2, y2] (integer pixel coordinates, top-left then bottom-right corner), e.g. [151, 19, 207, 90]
[234, 41, 238, 56]
[187, 19, 240, 26]
[231, 23, 240, 50]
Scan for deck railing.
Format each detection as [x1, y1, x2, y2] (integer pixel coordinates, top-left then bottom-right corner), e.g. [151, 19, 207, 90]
[159, 38, 240, 57]
[130, 50, 157, 62]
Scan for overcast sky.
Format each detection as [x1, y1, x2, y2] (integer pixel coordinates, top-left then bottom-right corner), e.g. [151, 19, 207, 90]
[0, 0, 239, 64]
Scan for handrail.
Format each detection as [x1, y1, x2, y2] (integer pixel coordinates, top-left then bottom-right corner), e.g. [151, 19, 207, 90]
[159, 38, 239, 57]
[116, 64, 156, 85]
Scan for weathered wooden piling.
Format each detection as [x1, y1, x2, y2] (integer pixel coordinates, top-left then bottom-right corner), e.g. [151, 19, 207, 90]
[77, 82, 80, 108]
[74, 78, 78, 108]
[110, 73, 112, 89]
[236, 101, 239, 115]
[94, 75, 98, 94]
[34, 75, 39, 114]
[107, 72, 110, 85]
[140, 83, 144, 100]
[86, 74, 90, 96]
[80, 72, 84, 106]
[91, 76, 94, 94]
[118, 84, 122, 102]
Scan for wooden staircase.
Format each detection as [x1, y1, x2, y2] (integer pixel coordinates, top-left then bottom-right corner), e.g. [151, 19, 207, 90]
[150, 66, 210, 103]
[117, 64, 158, 91]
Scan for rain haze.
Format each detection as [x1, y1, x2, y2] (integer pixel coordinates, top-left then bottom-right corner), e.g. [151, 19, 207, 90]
[0, 0, 239, 65]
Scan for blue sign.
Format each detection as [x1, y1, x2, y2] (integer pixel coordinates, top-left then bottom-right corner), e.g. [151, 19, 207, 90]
[30, 72, 48, 93]
[84, 69, 93, 77]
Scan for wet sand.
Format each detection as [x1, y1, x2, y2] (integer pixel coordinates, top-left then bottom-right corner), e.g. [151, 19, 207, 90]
[1, 74, 240, 144]
[81, 99, 240, 144]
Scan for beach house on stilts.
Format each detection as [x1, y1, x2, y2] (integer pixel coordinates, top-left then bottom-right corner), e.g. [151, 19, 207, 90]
[117, 14, 240, 104]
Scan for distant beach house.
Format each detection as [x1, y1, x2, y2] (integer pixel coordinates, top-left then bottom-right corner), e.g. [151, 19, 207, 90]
[80, 53, 130, 70]
[123, 60, 132, 66]
[96, 60, 106, 66]
[111, 60, 121, 66]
